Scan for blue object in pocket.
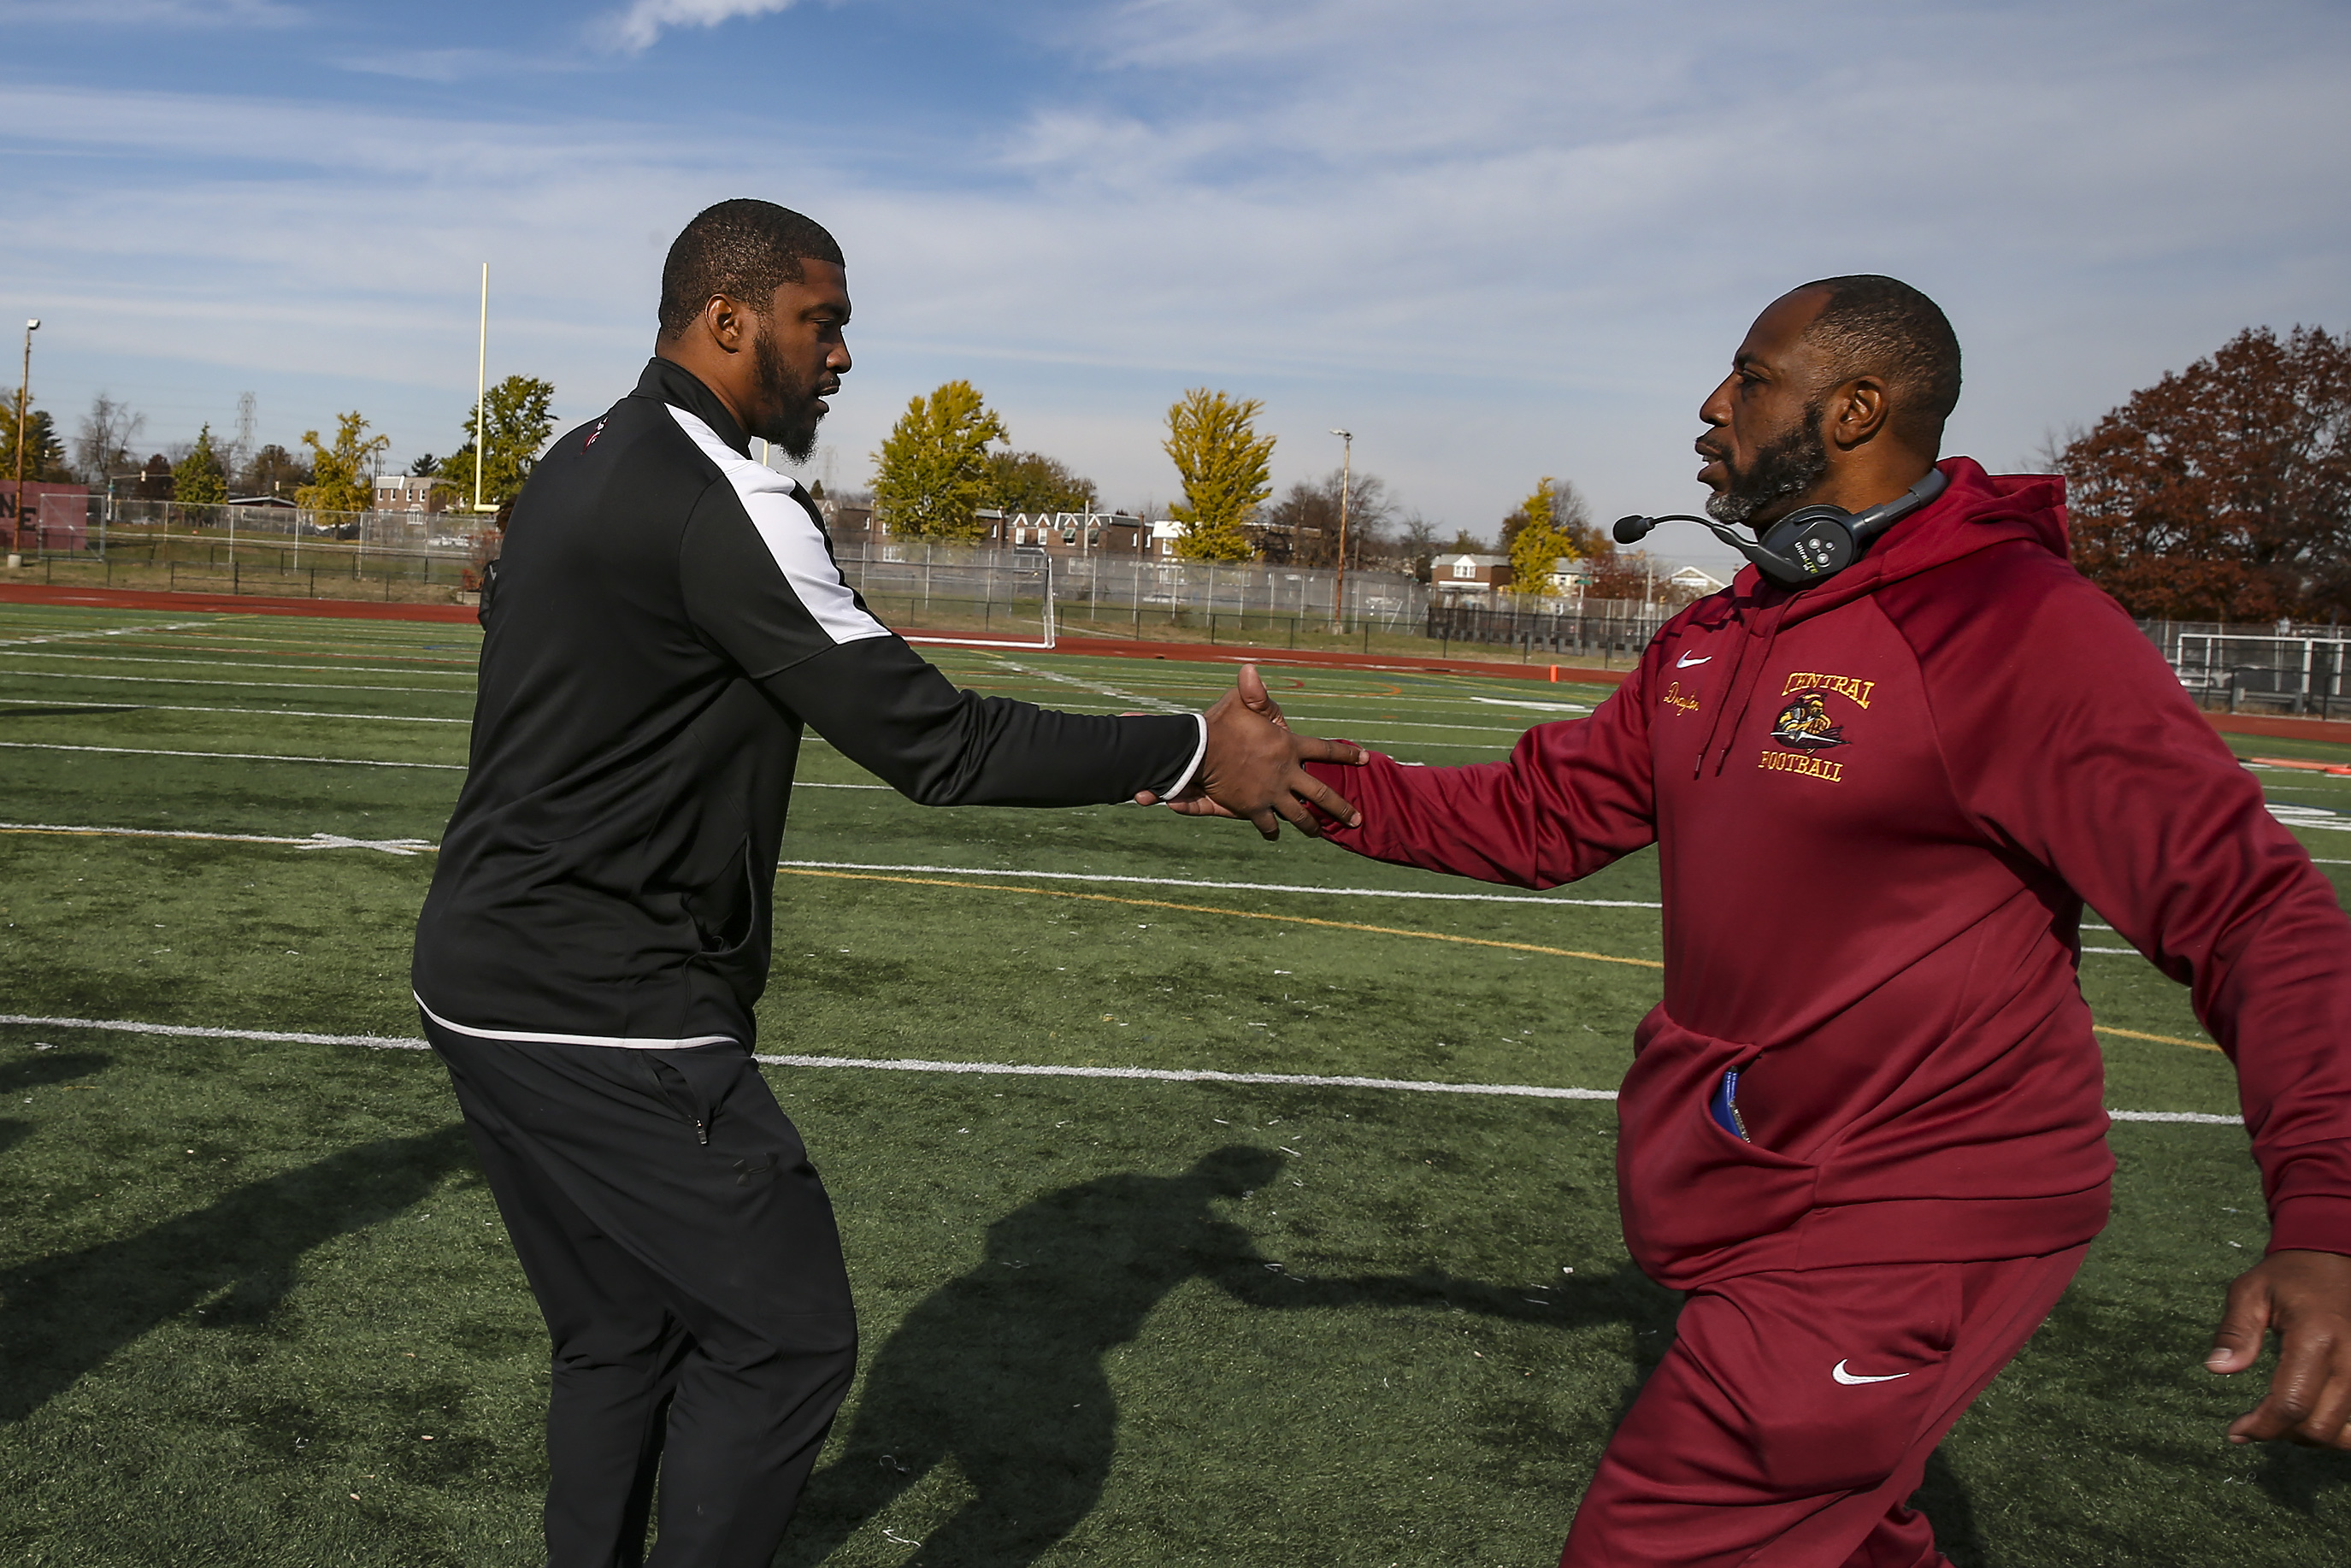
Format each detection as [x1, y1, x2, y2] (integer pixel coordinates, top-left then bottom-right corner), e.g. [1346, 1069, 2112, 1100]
[1708, 1069, 1749, 1141]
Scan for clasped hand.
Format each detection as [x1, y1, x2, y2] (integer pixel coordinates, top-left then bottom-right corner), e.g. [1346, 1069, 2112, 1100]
[1133, 664, 1365, 840]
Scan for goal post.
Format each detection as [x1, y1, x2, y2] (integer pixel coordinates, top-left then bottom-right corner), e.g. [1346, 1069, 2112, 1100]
[881, 552, 1058, 651]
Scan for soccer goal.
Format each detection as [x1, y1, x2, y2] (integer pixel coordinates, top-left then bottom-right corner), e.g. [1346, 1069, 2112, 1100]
[847, 550, 1058, 651]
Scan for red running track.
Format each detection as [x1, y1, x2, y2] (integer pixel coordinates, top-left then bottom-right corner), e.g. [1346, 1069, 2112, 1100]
[5, 581, 2348, 746]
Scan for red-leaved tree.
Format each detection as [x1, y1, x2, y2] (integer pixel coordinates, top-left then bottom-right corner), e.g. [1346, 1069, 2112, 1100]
[2062, 325, 2351, 622]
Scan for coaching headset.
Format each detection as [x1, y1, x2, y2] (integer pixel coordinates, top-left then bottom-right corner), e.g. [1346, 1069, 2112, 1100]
[1612, 466, 1949, 590]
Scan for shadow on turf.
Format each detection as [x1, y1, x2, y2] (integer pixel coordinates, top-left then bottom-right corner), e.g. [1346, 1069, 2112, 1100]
[778, 1144, 1677, 1568]
[2255, 1441, 2351, 1516]
[0, 1048, 115, 1158]
[0, 1122, 474, 1424]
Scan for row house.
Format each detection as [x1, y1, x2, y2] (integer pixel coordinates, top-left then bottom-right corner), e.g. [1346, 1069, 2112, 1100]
[983, 510, 1155, 556]
[374, 474, 452, 515]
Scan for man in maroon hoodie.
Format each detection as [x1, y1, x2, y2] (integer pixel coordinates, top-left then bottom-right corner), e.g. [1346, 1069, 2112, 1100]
[1243, 275, 2351, 1565]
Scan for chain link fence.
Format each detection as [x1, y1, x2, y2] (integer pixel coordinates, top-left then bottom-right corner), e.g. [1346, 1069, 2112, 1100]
[13, 495, 488, 604]
[2142, 619, 2351, 718]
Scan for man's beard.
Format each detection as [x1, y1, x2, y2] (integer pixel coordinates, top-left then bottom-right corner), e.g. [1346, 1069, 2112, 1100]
[1706, 400, 1830, 528]
[750, 323, 825, 463]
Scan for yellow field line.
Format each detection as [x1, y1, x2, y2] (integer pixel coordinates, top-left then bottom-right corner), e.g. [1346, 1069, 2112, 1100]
[785, 869, 2228, 1052]
[2095, 1024, 2220, 1053]
[776, 866, 1666, 970]
[0, 828, 2224, 1052]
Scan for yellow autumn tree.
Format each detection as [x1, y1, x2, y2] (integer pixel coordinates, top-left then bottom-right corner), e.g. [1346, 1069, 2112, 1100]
[1505, 476, 1606, 597]
[297, 411, 390, 514]
[1162, 388, 1274, 562]
[870, 380, 1009, 539]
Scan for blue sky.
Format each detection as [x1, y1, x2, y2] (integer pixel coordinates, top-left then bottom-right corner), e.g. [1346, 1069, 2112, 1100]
[3, 0, 2348, 569]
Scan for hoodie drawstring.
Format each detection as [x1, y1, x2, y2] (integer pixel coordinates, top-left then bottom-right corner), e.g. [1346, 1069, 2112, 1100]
[1694, 593, 1788, 778]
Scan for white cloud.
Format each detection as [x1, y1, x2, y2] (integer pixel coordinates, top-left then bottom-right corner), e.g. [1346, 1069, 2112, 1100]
[595, 0, 799, 54]
[1, 2, 2347, 546]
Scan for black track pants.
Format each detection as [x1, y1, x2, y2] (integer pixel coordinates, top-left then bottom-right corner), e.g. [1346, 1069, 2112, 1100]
[426, 1017, 858, 1568]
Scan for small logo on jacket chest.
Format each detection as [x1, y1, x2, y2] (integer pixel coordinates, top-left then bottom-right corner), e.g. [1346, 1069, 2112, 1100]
[1661, 680, 1702, 715]
[1760, 669, 1876, 783]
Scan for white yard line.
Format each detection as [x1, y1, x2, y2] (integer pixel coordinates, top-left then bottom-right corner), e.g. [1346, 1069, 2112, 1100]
[0, 697, 468, 725]
[779, 859, 1662, 907]
[0, 620, 211, 648]
[2268, 803, 2351, 832]
[987, 656, 1192, 715]
[0, 1011, 2244, 1122]
[7, 668, 472, 698]
[0, 822, 433, 854]
[12, 651, 475, 678]
[0, 740, 464, 769]
[1468, 697, 1592, 713]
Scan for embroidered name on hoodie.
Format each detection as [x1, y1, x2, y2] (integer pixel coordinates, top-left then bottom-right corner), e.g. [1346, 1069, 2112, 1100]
[1662, 681, 1702, 715]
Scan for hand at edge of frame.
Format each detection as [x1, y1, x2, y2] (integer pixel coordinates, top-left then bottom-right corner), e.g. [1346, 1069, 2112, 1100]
[1134, 664, 1366, 839]
[2207, 1247, 2351, 1448]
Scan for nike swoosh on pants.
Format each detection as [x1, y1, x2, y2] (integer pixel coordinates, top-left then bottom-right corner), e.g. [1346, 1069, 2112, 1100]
[1830, 1359, 1909, 1385]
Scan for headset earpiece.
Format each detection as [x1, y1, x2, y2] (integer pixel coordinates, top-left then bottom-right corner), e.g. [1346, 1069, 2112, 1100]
[1757, 505, 1859, 581]
[1612, 467, 1952, 591]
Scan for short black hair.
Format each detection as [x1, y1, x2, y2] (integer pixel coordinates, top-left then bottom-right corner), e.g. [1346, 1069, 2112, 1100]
[657, 199, 843, 340]
[1793, 274, 1962, 447]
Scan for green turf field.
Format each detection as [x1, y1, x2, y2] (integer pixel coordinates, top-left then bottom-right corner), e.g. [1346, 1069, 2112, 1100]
[1, 600, 2346, 1566]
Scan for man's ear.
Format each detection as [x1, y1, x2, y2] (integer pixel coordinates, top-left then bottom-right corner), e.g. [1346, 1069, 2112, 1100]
[1825, 376, 1890, 451]
[700, 293, 751, 354]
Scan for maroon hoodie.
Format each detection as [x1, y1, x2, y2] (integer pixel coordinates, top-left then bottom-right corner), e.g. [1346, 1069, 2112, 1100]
[1310, 457, 2351, 1288]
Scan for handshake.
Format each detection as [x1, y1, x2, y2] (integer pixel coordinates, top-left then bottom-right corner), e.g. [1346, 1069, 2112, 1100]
[1134, 663, 1369, 840]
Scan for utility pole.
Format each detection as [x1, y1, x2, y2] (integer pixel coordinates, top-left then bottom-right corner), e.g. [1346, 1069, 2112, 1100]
[1329, 428, 1352, 634]
[473, 263, 495, 514]
[12, 318, 37, 559]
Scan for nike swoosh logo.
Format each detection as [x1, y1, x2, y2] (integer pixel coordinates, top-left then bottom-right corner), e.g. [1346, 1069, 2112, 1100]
[1676, 651, 1712, 668]
[1831, 1359, 1909, 1385]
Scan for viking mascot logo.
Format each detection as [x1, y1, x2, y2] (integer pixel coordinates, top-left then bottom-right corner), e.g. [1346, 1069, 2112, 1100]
[1771, 691, 1847, 751]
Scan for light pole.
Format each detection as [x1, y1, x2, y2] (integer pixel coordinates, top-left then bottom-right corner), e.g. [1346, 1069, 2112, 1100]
[1329, 428, 1352, 634]
[472, 262, 496, 515]
[12, 318, 37, 559]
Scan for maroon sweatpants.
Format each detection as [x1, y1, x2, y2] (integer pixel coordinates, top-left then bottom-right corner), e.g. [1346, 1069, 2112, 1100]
[1561, 1244, 2088, 1568]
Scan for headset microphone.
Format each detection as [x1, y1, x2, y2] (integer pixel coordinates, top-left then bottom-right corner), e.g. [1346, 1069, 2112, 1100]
[1610, 467, 1950, 590]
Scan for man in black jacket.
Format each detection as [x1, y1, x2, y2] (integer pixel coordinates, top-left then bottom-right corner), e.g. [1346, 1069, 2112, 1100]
[411, 199, 1358, 1568]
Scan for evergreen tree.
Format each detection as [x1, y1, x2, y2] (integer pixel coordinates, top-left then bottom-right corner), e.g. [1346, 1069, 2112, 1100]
[1162, 388, 1274, 562]
[440, 375, 557, 510]
[870, 380, 1009, 539]
[298, 412, 390, 514]
[176, 423, 229, 506]
[1, 392, 69, 483]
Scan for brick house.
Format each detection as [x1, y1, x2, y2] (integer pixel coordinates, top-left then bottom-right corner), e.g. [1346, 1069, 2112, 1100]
[374, 474, 452, 515]
[1432, 553, 1513, 595]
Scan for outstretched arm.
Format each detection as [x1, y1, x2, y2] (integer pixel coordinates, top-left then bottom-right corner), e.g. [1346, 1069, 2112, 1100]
[1217, 657, 1662, 888]
[680, 480, 1361, 822]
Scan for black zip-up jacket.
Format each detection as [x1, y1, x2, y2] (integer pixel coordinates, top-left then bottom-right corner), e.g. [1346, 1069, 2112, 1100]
[411, 358, 1204, 1048]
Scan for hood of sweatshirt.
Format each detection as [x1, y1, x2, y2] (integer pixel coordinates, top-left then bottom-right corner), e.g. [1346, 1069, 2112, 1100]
[1753, 456, 2068, 626]
[1684, 457, 2069, 776]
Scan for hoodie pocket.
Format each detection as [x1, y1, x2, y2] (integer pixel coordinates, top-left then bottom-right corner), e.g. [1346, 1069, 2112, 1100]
[1617, 1017, 1818, 1281]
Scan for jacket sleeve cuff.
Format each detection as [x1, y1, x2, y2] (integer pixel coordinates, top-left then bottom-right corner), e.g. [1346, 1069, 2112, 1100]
[2266, 1194, 2351, 1257]
[1154, 713, 1209, 799]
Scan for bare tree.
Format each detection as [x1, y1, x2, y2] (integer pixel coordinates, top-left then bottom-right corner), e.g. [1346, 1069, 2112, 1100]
[72, 393, 146, 486]
[1259, 467, 1394, 567]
